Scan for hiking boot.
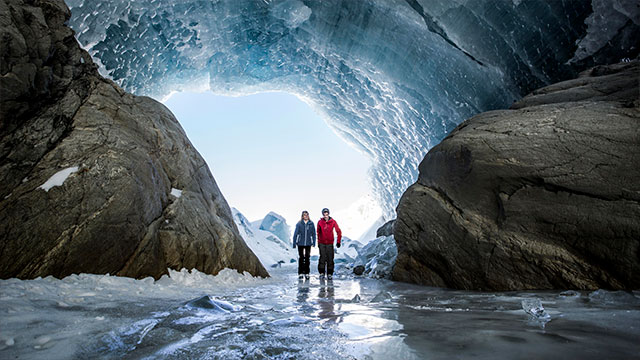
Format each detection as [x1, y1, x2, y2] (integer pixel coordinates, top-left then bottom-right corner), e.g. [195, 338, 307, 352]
[304, 274, 310, 280]
[327, 275, 333, 280]
[319, 274, 325, 280]
[298, 274, 304, 280]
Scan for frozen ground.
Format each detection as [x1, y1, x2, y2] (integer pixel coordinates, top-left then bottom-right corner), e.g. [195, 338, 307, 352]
[1, 265, 639, 359]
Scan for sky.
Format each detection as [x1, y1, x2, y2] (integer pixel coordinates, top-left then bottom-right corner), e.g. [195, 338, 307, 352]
[162, 91, 373, 230]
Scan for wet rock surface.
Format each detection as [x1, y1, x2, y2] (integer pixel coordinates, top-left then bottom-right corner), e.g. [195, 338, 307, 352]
[0, 0, 267, 279]
[394, 61, 640, 291]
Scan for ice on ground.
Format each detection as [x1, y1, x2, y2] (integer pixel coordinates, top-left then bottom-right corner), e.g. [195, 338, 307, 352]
[522, 298, 552, 329]
[39, 166, 79, 192]
[588, 289, 640, 305]
[185, 296, 242, 312]
[351, 235, 397, 278]
[0, 267, 270, 359]
[522, 298, 548, 318]
[156, 268, 267, 289]
[1, 268, 640, 359]
[371, 291, 393, 303]
[270, 315, 309, 326]
[170, 188, 182, 198]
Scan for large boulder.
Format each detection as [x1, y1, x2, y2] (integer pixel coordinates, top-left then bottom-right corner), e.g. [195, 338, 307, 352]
[393, 61, 640, 290]
[0, 0, 268, 279]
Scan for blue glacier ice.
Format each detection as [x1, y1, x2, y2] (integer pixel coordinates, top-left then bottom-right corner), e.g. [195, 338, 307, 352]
[258, 211, 291, 243]
[65, 0, 639, 217]
[352, 235, 398, 279]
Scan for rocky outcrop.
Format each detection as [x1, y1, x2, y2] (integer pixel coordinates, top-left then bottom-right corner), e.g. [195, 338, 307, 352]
[0, 0, 268, 279]
[376, 220, 395, 238]
[393, 61, 640, 290]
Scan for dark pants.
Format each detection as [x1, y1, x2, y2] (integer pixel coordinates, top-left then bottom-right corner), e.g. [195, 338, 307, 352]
[318, 244, 334, 275]
[297, 246, 311, 274]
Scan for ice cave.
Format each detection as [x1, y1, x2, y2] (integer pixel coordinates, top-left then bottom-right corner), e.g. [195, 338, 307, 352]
[65, 0, 631, 218]
[1, 0, 639, 358]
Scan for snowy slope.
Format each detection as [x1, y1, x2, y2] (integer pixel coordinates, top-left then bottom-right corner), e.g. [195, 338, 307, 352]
[232, 208, 295, 269]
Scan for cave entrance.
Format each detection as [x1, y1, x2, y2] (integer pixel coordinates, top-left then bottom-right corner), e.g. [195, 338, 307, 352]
[162, 90, 382, 243]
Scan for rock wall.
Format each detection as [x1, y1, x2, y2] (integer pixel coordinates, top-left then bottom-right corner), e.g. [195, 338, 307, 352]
[0, 0, 268, 279]
[393, 61, 640, 290]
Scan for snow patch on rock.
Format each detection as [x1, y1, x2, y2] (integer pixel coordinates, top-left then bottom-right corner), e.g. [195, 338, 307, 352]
[170, 188, 183, 198]
[39, 166, 79, 192]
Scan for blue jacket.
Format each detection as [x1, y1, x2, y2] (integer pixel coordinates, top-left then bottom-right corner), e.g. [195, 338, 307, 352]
[293, 220, 316, 247]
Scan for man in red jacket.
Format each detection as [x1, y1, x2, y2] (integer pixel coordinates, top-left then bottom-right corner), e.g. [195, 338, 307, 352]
[317, 208, 342, 280]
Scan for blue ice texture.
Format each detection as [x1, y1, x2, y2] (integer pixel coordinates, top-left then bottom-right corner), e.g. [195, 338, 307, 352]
[352, 235, 398, 279]
[65, 0, 637, 217]
[258, 211, 291, 243]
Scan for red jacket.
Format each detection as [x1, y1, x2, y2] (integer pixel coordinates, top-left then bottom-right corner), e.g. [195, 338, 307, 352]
[317, 217, 342, 245]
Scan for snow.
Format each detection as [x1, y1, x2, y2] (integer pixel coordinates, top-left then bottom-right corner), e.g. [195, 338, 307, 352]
[39, 167, 79, 192]
[232, 208, 295, 268]
[170, 187, 182, 198]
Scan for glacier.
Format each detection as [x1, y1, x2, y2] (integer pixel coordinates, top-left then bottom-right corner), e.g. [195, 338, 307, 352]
[258, 211, 291, 244]
[65, 0, 639, 217]
[232, 208, 296, 268]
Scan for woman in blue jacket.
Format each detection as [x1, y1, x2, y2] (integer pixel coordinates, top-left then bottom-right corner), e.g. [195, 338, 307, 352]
[293, 210, 316, 279]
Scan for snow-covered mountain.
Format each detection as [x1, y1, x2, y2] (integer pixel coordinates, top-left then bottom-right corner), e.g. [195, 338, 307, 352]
[257, 212, 291, 245]
[232, 208, 295, 269]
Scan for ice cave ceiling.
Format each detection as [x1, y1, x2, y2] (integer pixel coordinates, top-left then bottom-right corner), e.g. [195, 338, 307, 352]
[66, 0, 640, 217]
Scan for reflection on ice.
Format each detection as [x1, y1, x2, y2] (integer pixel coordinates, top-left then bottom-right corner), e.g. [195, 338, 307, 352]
[1, 266, 639, 359]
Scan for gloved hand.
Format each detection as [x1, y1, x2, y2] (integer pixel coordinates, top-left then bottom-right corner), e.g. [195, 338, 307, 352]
[337, 242, 341, 248]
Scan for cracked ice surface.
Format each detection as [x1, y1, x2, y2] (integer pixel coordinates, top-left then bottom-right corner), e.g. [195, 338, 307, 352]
[66, 0, 613, 217]
[1, 267, 640, 359]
